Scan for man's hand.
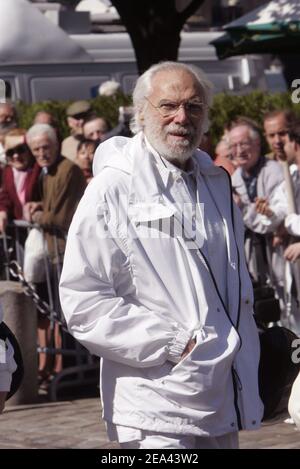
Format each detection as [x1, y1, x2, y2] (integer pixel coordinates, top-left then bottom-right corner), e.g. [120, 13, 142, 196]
[23, 202, 43, 223]
[284, 242, 300, 262]
[31, 210, 43, 224]
[180, 338, 196, 361]
[0, 211, 8, 233]
[255, 197, 273, 217]
[0, 391, 7, 413]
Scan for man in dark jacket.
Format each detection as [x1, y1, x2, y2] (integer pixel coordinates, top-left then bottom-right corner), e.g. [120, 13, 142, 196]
[25, 123, 86, 384]
[25, 123, 86, 262]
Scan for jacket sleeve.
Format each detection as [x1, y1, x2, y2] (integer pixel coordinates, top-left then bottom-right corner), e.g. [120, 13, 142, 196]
[234, 165, 286, 234]
[240, 202, 284, 234]
[59, 185, 191, 368]
[285, 214, 300, 236]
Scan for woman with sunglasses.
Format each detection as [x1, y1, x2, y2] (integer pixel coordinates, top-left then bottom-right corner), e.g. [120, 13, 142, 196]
[0, 129, 40, 234]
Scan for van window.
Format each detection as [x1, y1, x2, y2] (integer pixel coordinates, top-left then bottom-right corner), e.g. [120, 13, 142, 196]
[29, 75, 110, 102]
[0, 77, 17, 101]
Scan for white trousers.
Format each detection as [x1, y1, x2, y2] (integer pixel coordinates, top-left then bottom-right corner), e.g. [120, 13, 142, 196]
[120, 430, 239, 449]
[288, 370, 300, 429]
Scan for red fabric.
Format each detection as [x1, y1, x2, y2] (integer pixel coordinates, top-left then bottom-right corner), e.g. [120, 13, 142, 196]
[214, 155, 236, 176]
[0, 163, 41, 220]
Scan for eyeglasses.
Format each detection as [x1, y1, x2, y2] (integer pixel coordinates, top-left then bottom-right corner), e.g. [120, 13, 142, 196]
[6, 144, 28, 159]
[145, 97, 207, 118]
[229, 141, 252, 152]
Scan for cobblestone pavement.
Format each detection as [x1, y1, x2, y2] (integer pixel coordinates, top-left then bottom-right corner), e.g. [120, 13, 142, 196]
[0, 398, 300, 449]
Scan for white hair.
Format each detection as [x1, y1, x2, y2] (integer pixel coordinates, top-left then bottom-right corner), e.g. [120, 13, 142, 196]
[229, 122, 261, 143]
[130, 61, 213, 134]
[26, 123, 57, 146]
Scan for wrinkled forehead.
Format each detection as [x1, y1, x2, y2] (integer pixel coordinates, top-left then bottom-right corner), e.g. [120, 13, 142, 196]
[149, 69, 203, 101]
[30, 133, 54, 147]
[229, 125, 252, 142]
[85, 119, 107, 131]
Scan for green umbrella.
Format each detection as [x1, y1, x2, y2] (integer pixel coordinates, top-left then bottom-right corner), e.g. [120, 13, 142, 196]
[211, 1, 300, 59]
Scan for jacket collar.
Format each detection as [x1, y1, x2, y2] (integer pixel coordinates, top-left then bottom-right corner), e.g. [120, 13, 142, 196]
[130, 133, 222, 201]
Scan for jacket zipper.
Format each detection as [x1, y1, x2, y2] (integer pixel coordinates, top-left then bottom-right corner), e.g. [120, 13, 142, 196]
[199, 168, 244, 428]
[232, 367, 242, 430]
[197, 246, 243, 428]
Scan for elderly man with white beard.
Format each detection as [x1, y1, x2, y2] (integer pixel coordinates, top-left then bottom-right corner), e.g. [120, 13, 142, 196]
[59, 62, 263, 449]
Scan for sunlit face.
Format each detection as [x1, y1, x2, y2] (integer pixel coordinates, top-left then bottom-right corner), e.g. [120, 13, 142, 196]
[83, 118, 108, 142]
[229, 125, 261, 173]
[76, 143, 95, 170]
[142, 69, 205, 168]
[6, 144, 32, 171]
[264, 114, 289, 160]
[29, 133, 57, 168]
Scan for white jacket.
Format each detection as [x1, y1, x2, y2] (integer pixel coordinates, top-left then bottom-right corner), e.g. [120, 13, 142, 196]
[59, 133, 263, 436]
[270, 165, 300, 235]
[232, 159, 285, 288]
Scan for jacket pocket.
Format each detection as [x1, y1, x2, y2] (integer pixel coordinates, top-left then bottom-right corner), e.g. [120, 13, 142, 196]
[170, 325, 218, 373]
[154, 326, 221, 411]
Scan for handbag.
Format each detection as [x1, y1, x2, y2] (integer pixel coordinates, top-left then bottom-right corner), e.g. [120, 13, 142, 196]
[23, 227, 46, 284]
[0, 321, 24, 400]
[257, 322, 300, 420]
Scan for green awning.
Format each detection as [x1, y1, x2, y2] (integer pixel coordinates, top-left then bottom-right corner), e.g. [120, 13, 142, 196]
[211, 1, 300, 59]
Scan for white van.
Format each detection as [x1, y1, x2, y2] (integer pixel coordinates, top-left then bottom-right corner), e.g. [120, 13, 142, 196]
[0, 0, 286, 104]
[0, 31, 286, 103]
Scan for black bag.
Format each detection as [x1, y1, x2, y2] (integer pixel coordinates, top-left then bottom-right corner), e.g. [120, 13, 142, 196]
[258, 323, 300, 420]
[0, 321, 24, 400]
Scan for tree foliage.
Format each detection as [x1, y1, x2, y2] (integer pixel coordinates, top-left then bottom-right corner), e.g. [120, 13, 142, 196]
[16, 90, 299, 146]
[210, 90, 296, 146]
[16, 91, 131, 139]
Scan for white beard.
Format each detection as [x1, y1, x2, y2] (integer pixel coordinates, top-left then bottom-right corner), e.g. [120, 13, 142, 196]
[144, 115, 201, 166]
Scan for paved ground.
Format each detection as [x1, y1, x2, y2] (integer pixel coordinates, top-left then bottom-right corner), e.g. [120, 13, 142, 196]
[1, 397, 300, 449]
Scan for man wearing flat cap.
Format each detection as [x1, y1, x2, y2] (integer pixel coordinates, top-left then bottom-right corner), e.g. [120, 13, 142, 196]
[61, 100, 92, 162]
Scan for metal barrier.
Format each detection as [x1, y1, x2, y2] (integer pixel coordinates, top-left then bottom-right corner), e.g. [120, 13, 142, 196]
[0, 221, 99, 401]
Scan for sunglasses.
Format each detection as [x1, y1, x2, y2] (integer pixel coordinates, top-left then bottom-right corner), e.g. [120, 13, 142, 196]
[71, 112, 90, 121]
[6, 144, 28, 159]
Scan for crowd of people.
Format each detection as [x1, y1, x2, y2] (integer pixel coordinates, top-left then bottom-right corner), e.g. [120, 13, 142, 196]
[213, 110, 300, 334]
[1, 65, 300, 446]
